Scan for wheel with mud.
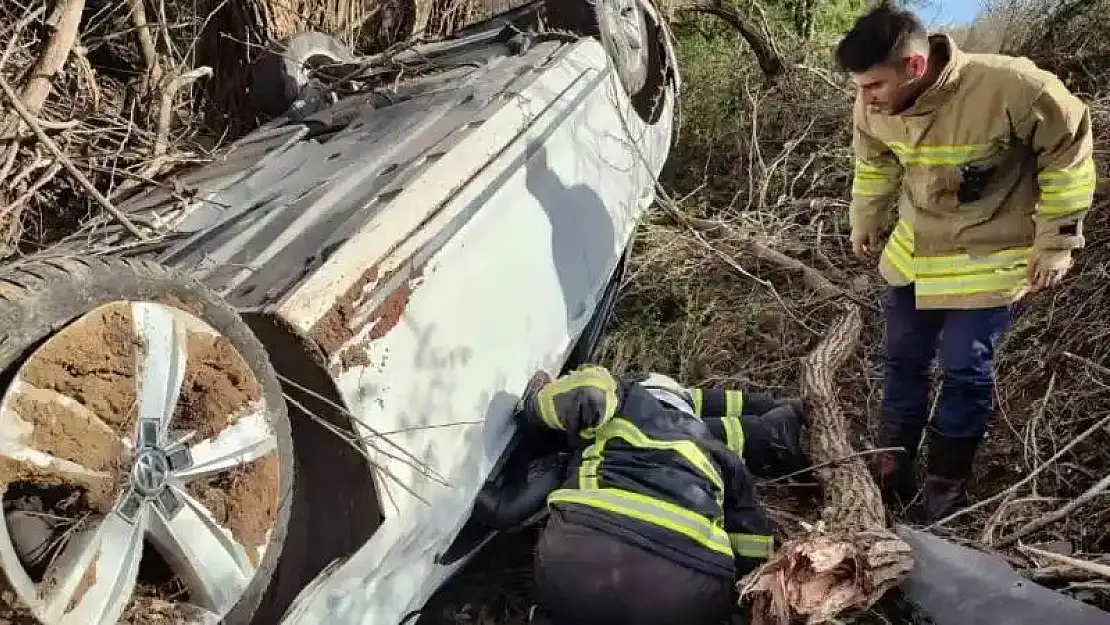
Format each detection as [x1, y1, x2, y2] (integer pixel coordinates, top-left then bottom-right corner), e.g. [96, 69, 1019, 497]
[0, 257, 293, 625]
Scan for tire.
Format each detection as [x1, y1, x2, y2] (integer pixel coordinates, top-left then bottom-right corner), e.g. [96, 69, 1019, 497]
[545, 0, 668, 123]
[0, 256, 294, 625]
[249, 32, 355, 120]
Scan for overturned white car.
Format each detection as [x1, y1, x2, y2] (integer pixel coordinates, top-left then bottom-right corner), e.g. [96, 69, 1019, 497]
[0, 0, 679, 623]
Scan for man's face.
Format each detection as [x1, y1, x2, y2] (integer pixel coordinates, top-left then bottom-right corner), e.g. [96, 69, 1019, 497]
[850, 54, 928, 114]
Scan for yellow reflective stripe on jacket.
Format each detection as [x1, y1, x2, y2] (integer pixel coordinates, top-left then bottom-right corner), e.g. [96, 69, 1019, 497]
[690, 388, 704, 416]
[886, 142, 993, 166]
[723, 390, 744, 419]
[578, 438, 605, 490]
[882, 219, 1031, 295]
[729, 532, 774, 559]
[852, 159, 901, 197]
[881, 220, 915, 281]
[1038, 158, 1096, 218]
[549, 487, 733, 558]
[602, 418, 725, 494]
[537, 365, 618, 433]
[720, 416, 745, 456]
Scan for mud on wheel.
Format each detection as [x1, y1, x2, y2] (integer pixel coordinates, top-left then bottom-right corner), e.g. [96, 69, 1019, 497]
[0, 257, 293, 624]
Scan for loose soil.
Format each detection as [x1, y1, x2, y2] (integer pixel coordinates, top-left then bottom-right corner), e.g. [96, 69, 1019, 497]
[366, 283, 410, 341]
[338, 344, 372, 370]
[186, 453, 281, 566]
[173, 331, 262, 441]
[175, 329, 278, 565]
[19, 303, 141, 441]
[1, 392, 127, 513]
[0, 303, 138, 619]
[118, 596, 198, 624]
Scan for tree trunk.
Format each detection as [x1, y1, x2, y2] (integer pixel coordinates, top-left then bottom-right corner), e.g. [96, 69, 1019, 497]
[674, 0, 787, 81]
[738, 303, 914, 624]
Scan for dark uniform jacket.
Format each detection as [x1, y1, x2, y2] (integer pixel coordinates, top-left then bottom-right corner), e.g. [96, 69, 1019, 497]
[518, 365, 776, 580]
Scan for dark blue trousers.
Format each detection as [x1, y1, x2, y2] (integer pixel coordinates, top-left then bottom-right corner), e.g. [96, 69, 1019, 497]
[881, 284, 1011, 448]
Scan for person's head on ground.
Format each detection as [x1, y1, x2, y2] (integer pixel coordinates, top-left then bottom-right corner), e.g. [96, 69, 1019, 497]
[836, 4, 937, 114]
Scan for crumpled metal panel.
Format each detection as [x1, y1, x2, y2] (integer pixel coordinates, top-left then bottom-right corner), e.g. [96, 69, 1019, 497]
[895, 525, 1110, 625]
[147, 37, 571, 309]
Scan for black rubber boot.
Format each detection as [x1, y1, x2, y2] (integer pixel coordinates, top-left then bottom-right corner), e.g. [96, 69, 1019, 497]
[922, 428, 982, 523]
[871, 422, 922, 513]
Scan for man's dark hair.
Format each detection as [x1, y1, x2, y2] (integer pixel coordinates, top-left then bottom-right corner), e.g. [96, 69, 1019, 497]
[835, 4, 928, 73]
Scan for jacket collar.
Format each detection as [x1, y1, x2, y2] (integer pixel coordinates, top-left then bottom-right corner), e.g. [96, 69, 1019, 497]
[898, 34, 966, 116]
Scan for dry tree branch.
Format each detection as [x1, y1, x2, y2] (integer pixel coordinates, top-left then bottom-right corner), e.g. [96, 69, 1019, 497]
[1020, 544, 1110, 579]
[127, 0, 164, 91]
[995, 472, 1110, 548]
[671, 0, 787, 81]
[739, 301, 913, 624]
[16, 0, 85, 120]
[652, 195, 876, 311]
[153, 66, 212, 158]
[0, 161, 62, 227]
[0, 74, 148, 240]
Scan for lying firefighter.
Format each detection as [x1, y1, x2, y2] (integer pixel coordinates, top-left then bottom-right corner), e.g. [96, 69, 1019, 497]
[472, 365, 808, 625]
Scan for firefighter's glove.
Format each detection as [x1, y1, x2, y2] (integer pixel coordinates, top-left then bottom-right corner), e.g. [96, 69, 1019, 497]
[1028, 248, 1073, 292]
[517, 370, 552, 413]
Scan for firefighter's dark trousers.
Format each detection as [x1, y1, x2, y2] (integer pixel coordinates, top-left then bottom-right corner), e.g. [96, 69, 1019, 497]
[881, 284, 1012, 450]
[533, 511, 732, 625]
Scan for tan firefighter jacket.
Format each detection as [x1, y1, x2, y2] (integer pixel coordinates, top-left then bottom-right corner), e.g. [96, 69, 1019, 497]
[849, 34, 1097, 309]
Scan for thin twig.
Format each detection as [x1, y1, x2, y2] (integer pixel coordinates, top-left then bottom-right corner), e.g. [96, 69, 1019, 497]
[282, 391, 418, 509]
[0, 74, 148, 240]
[1019, 544, 1110, 578]
[761, 446, 905, 485]
[995, 472, 1110, 547]
[275, 372, 448, 485]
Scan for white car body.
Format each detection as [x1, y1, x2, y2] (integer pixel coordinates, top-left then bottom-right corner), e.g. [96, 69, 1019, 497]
[61, 2, 679, 622]
[279, 37, 676, 625]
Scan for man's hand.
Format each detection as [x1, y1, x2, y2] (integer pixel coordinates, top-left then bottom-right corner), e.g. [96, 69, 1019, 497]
[851, 229, 881, 257]
[1028, 248, 1074, 291]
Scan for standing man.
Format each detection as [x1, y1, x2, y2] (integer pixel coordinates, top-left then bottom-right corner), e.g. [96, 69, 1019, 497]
[836, 6, 1096, 522]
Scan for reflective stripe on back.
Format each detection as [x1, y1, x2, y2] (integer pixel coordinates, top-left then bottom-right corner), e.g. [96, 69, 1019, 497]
[548, 487, 733, 557]
[601, 418, 724, 495]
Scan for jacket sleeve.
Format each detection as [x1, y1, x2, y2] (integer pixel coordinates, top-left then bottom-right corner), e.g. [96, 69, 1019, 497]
[517, 365, 619, 438]
[694, 388, 785, 457]
[702, 438, 776, 576]
[1019, 75, 1097, 251]
[849, 96, 903, 235]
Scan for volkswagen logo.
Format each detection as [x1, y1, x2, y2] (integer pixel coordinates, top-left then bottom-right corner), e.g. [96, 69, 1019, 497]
[132, 448, 172, 496]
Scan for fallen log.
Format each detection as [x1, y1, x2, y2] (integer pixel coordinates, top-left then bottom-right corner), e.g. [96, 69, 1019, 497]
[738, 303, 914, 624]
